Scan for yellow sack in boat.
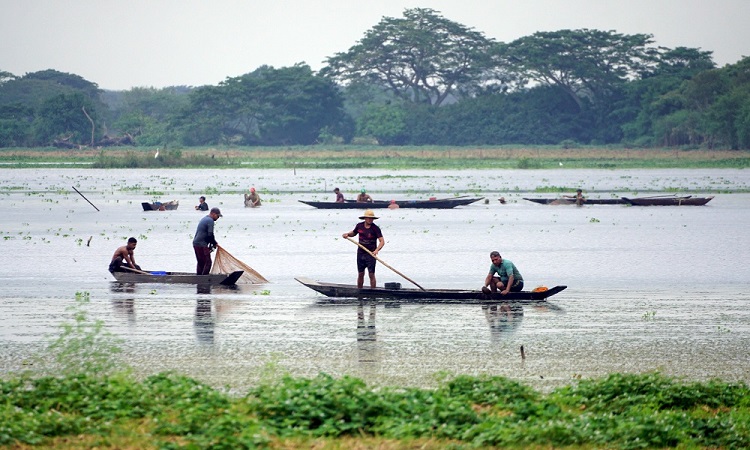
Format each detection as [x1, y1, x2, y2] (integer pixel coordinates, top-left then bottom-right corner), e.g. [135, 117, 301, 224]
[532, 286, 548, 292]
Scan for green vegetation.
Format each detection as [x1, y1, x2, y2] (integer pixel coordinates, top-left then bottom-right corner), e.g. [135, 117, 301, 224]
[1, 145, 749, 169]
[2, 10, 750, 150]
[2, 292, 749, 449]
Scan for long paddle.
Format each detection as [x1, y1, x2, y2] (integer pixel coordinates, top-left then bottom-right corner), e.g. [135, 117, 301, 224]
[345, 236, 425, 291]
[119, 265, 155, 275]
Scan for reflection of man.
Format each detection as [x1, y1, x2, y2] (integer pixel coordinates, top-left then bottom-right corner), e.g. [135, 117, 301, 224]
[194, 298, 214, 345]
[483, 303, 523, 341]
[356, 303, 378, 365]
[109, 237, 140, 273]
[193, 207, 222, 275]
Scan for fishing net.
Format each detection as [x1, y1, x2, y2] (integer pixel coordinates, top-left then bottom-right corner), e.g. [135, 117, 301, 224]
[210, 245, 268, 284]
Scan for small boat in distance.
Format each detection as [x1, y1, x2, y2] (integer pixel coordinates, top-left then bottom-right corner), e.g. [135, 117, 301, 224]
[299, 196, 484, 209]
[142, 200, 179, 211]
[295, 277, 566, 304]
[111, 269, 243, 285]
[524, 195, 715, 206]
[622, 196, 714, 206]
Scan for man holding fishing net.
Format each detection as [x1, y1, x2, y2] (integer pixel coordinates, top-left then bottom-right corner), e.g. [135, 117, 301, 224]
[193, 207, 222, 275]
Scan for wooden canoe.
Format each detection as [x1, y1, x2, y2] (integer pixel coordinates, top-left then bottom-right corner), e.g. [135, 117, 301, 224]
[524, 197, 626, 205]
[622, 196, 714, 206]
[142, 200, 179, 211]
[295, 277, 566, 304]
[299, 196, 484, 209]
[111, 270, 244, 285]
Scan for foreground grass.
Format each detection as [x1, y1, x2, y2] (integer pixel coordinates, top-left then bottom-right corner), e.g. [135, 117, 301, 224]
[1, 145, 749, 169]
[1, 371, 748, 449]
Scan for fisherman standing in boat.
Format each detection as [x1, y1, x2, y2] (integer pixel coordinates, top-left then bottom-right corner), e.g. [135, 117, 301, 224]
[193, 207, 222, 275]
[482, 251, 524, 295]
[343, 209, 384, 288]
[109, 237, 141, 273]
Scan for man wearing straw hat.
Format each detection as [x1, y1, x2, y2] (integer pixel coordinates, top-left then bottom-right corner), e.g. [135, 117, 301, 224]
[342, 210, 385, 288]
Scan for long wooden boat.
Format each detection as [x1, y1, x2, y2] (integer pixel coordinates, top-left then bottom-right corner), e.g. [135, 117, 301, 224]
[111, 270, 244, 285]
[299, 196, 484, 209]
[295, 277, 566, 304]
[142, 200, 179, 211]
[622, 196, 714, 206]
[524, 197, 626, 205]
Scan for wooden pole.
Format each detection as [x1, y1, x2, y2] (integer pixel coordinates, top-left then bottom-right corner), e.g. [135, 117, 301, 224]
[345, 237, 425, 291]
[71, 186, 100, 211]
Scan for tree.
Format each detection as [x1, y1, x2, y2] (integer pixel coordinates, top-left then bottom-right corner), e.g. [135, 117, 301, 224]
[33, 92, 99, 146]
[178, 64, 352, 146]
[322, 8, 507, 106]
[499, 29, 661, 110]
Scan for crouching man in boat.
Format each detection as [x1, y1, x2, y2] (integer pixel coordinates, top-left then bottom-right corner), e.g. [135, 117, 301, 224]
[193, 207, 222, 275]
[109, 237, 141, 273]
[482, 251, 524, 295]
[343, 210, 384, 288]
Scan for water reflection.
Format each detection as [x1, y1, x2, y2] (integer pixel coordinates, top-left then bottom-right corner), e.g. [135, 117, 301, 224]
[483, 303, 523, 342]
[110, 282, 136, 324]
[356, 302, 379, 369]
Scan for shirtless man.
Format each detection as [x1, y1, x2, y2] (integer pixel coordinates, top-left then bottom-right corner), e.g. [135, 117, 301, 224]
[109, 237, 141, 273]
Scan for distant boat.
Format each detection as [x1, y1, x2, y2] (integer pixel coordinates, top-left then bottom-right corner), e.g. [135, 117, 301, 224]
[142, 200, 179, 211]
[524, 195, 714, 206]
[299, 196, 484, 209]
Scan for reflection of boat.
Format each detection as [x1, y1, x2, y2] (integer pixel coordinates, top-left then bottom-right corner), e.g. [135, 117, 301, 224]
[111, 270, 244, 285]
[524, 197, 625, 205]
[622, 196, 714, 206]
[296, 277, 566, 303]
[299, 196, 484, 209]
[142, 200, 179, 211]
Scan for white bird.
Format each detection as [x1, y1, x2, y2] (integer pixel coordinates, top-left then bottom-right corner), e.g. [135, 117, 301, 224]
[154, 148, 160, 159]
[559, 162, 563, 166]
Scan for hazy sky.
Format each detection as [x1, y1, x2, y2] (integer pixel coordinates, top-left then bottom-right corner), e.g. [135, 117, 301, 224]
[2, 0, 748, 90]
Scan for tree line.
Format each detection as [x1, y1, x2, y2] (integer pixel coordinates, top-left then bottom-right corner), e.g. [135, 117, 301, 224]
[1, 8, 749, 149]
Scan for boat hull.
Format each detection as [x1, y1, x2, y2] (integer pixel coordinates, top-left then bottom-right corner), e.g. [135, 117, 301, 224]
[299, 197, 484, 209]
[524, 197, 625, 205]
[295, 277, 566, 304]
[142, 200, 179, 211]
[622, 196, 714, 206]
[111, 270, 244, 285]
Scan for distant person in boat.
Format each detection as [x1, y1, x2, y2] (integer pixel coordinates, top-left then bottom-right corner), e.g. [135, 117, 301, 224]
[195, 196, 208, 211]
[563, 189, 585, 206]
[356, 189, 373, 203]
[193, 207, 222, 275]
[482, 251, 524, 295]
[109, 237, 141, 273]
[342, 209, 384, 288]
[244, 187, 262, 207]
[387, 199, 399, 209]
[334, 187, 345, 203]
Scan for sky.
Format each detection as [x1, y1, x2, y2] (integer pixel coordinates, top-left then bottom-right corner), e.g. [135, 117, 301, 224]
[2, 0, 749, 91]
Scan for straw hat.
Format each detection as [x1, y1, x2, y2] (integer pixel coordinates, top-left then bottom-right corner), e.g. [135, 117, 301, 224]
[359, 209, 379, 220]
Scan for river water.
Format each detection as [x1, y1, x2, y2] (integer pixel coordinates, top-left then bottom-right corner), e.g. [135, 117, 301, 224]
[1, 168, 749, 392]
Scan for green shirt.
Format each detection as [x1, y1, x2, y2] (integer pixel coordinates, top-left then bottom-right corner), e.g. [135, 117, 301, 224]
[489, 259, 523, 283]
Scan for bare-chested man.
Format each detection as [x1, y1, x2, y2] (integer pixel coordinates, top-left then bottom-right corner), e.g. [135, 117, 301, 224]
[109, 237, 141, 273]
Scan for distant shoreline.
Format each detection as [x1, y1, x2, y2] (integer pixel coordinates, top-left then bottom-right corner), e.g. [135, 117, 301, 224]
[1, 146, 749, 169]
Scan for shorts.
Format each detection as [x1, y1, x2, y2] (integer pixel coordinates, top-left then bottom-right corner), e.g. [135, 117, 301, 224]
[357, 251, 377, 273]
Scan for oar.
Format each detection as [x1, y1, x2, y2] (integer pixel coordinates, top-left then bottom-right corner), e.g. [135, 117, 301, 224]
[119, 265, 155, 275]
[345, 236, 425, 291]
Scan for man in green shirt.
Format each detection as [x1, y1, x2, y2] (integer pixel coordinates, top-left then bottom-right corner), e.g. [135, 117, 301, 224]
[482, 251, 524, 295]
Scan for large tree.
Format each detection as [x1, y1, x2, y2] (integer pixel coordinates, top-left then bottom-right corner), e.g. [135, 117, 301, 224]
[178, 64, 352, 146]
[322, 8, 506, 106]
[499, 29, 661, 110]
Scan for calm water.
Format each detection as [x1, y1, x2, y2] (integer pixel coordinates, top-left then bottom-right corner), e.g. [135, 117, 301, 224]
[1, 168, 749, 392]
